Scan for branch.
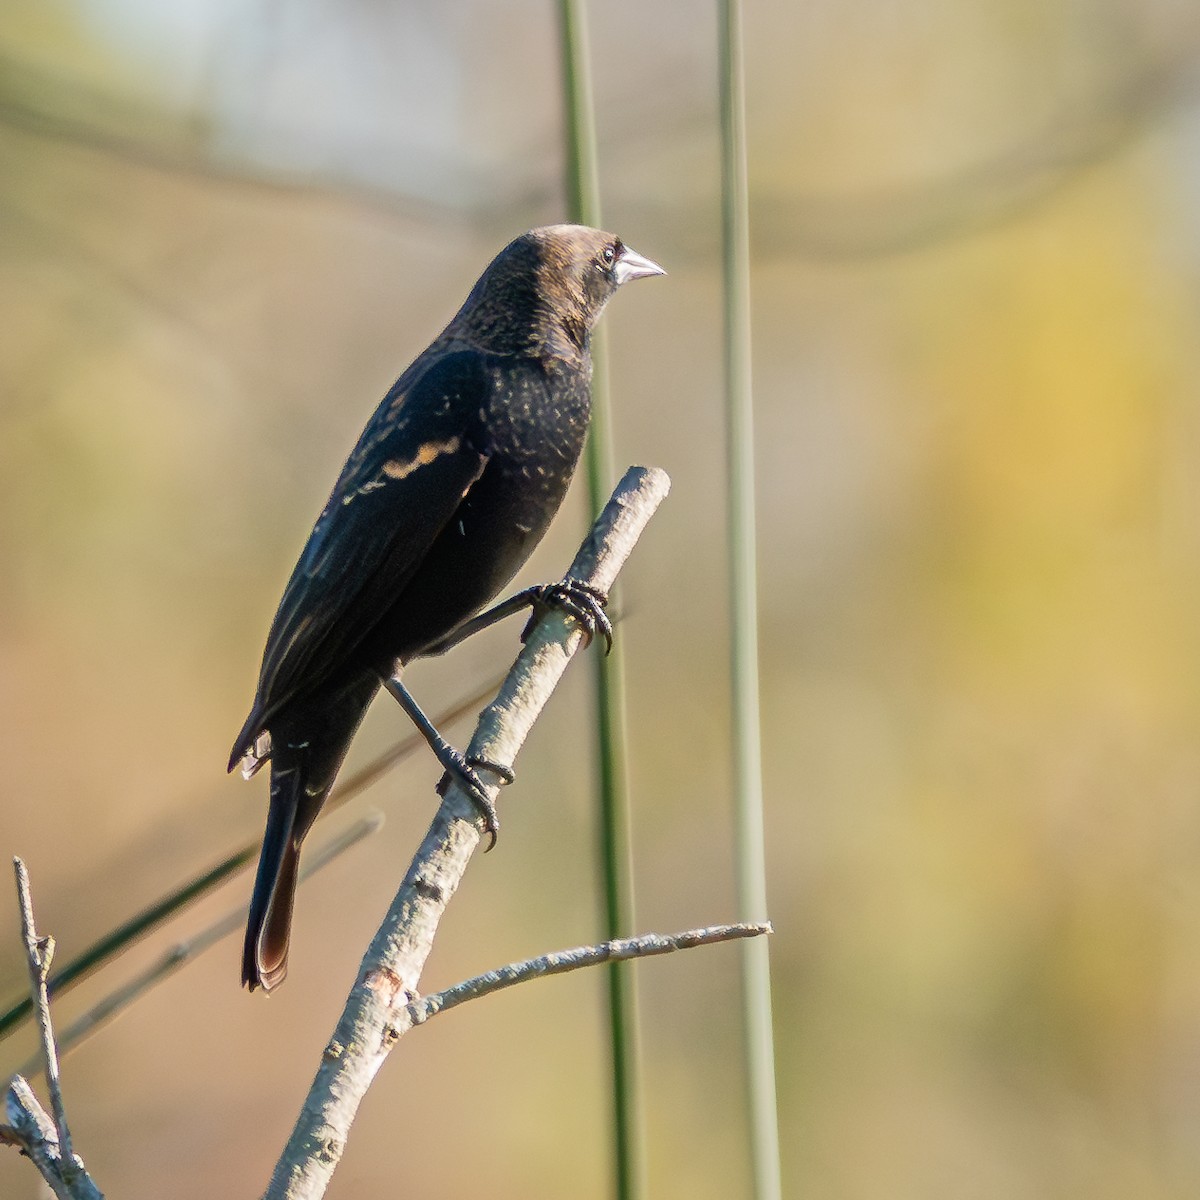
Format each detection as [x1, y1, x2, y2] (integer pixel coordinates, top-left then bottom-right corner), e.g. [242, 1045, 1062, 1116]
[3, 860, 105, 1200]
[15, 859, 72, 1164]
[264, 464, 670, 1200]
[408, 922, 772, 1027]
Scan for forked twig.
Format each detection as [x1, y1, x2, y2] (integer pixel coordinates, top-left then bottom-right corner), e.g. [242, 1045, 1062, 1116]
[2, 859, 105, 1200]
[15, 858, 72, 1166]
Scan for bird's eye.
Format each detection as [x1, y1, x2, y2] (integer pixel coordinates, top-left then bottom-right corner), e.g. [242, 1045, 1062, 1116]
[602, 244, 617, 266]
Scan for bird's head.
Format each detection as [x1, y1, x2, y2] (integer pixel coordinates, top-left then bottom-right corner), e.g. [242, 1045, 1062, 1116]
[450, 224, 665, 358]
[531, 224, 666, 339]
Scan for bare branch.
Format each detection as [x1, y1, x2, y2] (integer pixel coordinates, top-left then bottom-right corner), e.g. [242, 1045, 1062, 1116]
[5, 860, 105, 1200]
[264, 465, 670, 1200]
[15, 858, 72, 1164]
[407, 922, 772, 1027]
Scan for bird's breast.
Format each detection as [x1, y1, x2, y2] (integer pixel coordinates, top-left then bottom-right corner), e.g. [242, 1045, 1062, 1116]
[481, 358, 591, 466]
[466, 361, 590, 534]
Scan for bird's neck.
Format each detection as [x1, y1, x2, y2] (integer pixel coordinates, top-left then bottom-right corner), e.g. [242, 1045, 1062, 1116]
[447, 300, 589, 364]
[537, 306, 590, 361]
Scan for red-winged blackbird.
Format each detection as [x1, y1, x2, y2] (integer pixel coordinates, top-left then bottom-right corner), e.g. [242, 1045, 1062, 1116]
[230, 225, 664, 991]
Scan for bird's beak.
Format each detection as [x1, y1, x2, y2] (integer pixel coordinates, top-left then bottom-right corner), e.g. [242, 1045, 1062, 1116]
[613, 245, 666, 286]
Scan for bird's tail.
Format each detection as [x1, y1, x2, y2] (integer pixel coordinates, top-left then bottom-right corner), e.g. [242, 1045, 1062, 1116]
[242, 759, 302, 992]
[241, 674, 380, 992]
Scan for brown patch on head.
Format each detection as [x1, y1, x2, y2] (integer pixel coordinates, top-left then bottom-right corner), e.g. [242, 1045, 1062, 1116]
[529, 224, 622, 336]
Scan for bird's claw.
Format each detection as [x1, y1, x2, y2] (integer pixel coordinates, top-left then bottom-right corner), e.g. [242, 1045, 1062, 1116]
[467, 754, 515, 786]
[522, 578, 613, 654]
[436, 750, 514, 850]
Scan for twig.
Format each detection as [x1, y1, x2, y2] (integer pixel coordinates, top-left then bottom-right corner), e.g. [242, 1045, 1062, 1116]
[407, 922, 771, 1027]
[15, 858, 72, 1165]
[18, 814, 384, 1078]
[263, 464, 670, 1200]
[4, 860, 105, 1200]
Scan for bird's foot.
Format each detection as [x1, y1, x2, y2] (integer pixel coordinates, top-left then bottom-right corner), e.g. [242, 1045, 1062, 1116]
[521, 579, 613, 653]
[436, 750, 514, 850]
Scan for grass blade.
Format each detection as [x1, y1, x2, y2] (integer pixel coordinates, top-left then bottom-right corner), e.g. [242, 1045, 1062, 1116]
[558, 5, 644, 1199]
[718, 2, 784, 1198]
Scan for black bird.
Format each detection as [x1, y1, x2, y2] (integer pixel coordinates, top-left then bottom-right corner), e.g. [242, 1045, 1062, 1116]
[230, 225, 664, 991]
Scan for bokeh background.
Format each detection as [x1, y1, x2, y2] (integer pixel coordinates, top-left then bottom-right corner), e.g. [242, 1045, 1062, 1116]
[4, 1, 1200, 1196]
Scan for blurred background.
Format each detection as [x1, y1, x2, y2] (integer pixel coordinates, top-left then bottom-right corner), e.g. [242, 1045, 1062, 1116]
[3, 0, 1200, 1196]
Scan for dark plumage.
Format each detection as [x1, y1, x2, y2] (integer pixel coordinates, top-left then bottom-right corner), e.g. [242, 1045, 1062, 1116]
[230, 225, 664, 991]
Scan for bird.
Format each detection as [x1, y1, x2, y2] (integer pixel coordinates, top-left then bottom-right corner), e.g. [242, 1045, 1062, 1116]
[229, 224, 664, 991]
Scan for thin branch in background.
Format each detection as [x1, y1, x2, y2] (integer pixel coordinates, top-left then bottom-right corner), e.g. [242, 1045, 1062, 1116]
[557, 6, 645, 1200]
[717, 4, 783, 1200]
[408, 922, 772, 1026]
[3, 859, 104, 1200]
[264, 465, 668, 1200]
[0, 682, 496, 1043]
[17, 814, 383, 1079]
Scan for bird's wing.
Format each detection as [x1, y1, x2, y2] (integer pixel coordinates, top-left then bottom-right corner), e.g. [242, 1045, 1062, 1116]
[231, 348, 492, 763]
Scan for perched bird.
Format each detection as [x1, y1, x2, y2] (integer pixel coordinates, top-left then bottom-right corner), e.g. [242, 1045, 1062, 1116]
[230, 224, 664, 991]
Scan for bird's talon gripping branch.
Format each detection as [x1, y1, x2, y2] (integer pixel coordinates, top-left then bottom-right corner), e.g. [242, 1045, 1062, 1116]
[521, 578, 614, 653]
[436, 752, 502, 849]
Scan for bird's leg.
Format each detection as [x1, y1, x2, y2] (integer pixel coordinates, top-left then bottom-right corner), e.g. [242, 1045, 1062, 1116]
[421, 592, 541, 655]
[381, 674, 512, 849]
[424, 578, 613, 657]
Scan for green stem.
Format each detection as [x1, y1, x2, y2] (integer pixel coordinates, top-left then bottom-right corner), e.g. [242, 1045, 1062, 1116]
[718, 2, 784, 1198]
[558, 5, 643, 1200]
